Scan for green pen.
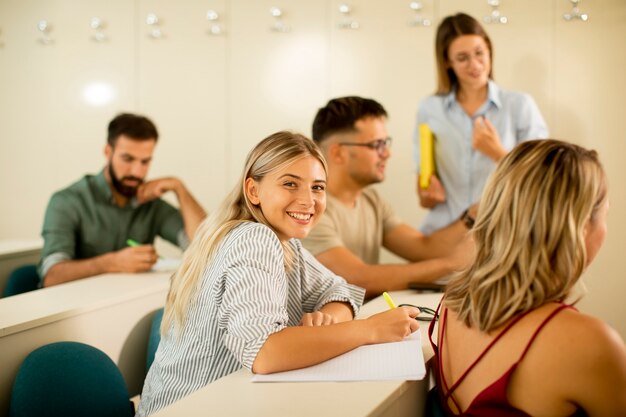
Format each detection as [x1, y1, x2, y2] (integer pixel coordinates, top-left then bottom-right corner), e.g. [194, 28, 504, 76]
[126, 239, 141, 247]
[127, 238, 163, 260]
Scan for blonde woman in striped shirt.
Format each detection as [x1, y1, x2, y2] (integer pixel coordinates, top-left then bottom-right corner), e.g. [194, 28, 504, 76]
[136, 132, 420, 416]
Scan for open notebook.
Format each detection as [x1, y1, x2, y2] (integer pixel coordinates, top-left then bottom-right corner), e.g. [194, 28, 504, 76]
[151, 258, 182, 272]
[251, 332, 425, 382]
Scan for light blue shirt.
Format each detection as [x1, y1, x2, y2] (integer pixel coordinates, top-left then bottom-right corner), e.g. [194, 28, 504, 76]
[413, 81, 548, 234]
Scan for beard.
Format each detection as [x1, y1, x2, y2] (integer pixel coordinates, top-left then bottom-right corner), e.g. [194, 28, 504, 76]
[350, 167, 384, 188]
[108, 164, 143, 198]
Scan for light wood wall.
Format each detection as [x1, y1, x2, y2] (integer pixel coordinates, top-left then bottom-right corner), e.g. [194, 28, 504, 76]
[0, 0, 624, 338]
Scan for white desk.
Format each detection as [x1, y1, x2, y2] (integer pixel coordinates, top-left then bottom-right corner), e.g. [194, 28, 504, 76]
[0, 271, 171, 417]
[152, 290, 442, 417]
[0, 239, 42, 295]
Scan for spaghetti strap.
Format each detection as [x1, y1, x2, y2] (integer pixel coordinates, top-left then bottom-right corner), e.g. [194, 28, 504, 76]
[429, 302, 454, 395]
[516, 303, 571, 362]
[438, 307, 464, 411]
[443, 309, 530, 398]
[428, 301, 441, 355]
[433, 302, 577, 416]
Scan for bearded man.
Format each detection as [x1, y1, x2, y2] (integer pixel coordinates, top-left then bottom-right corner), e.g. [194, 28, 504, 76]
[39, 113, 206, 287]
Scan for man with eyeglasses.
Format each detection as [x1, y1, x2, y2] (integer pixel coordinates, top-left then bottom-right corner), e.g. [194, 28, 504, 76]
[302, 96, 474, 298]
[38, 113, 207, 287]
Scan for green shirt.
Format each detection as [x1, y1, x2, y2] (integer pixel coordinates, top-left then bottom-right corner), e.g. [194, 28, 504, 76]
[39, 169, 186, 283]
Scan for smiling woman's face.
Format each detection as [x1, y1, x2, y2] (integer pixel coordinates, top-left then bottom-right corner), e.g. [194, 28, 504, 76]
[447, 34, 491, 91]
[245, 155, 327, 241]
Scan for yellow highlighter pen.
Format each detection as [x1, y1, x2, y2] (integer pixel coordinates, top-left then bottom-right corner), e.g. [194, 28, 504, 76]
[382, 292, 397, 309]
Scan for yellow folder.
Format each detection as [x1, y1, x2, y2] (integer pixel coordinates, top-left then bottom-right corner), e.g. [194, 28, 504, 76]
[419, 123, 435, 189]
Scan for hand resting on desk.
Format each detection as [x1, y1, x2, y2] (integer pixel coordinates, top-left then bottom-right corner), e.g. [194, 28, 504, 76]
[44, 244, 159, 286]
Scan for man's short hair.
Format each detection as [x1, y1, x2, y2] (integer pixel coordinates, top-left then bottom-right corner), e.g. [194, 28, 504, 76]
[107, 113, 159, 146]
[312, 96, 388, 143]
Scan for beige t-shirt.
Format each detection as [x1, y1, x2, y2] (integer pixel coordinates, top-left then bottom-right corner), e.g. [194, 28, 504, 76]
[302, 187, 403, 264]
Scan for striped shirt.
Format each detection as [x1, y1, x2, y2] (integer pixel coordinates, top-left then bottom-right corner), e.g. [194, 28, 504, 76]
[136, 222, 365, 416]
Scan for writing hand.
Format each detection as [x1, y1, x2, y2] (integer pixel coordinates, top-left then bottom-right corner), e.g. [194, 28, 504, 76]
[365, 307, 420, 344]
[110, 245, 158, 272]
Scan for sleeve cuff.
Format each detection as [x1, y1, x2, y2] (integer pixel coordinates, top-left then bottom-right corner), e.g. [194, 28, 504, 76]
[223, 322, 287, 372]
[39, 252, 71, 286]
[177, 229, 190, 250]
[316, 283, 366, 318]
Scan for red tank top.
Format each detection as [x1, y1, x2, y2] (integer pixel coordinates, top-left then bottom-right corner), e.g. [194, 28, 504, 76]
[428, 302, 588, 417]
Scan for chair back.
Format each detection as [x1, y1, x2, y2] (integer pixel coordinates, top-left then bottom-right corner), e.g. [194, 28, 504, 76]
[146, 307, 164, 372]
[425, 386, 447, 417]
[2, 265, 39, 297]
[9, 341, 134, 417]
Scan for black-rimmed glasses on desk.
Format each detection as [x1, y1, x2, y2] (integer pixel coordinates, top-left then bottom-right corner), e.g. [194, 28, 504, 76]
[398, 303, 438, 322]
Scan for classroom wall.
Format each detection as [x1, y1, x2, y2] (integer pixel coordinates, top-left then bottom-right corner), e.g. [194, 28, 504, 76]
[1, 0, 624, 338]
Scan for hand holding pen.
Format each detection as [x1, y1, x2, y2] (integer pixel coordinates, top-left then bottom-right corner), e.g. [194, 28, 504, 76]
[363, 292, 420, 343]
[102, 239, 159, 273]
[385, 291, 438, 322]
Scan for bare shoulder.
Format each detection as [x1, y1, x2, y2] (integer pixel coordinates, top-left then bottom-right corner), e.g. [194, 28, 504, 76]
[533, 307, 624, 362]
[509, 305, 626, 415]
[551, 308, 626, 412]
[551, 308, 624, 353]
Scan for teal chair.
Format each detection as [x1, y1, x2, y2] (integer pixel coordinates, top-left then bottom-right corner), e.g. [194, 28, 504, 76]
[146, 307, 164, 373]
[425, 387, 446, 417]
[3, 265, 40, 298]
[9, 341, 135, 417]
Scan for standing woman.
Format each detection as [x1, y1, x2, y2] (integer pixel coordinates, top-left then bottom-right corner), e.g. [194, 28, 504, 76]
[414, 13, 548, 234]
[136, 132, 419, 416]
[430, 140, 626, 415]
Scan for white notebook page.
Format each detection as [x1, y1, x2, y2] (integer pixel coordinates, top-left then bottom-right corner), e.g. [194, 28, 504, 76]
[251, 332, 425, 382]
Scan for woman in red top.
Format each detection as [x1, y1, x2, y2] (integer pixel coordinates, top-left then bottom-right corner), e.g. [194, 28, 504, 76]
[430, 139, 626, 416]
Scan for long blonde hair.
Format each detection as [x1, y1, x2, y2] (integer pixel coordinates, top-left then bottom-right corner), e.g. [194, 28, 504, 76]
[445, 140, 607, 332]
[161, 131, 328, 334]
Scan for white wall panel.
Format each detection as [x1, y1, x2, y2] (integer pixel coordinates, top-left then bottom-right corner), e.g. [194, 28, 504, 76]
[0, 0, 135, 239]
[136, 0, 228, 214]
[227, 0, 328, 182]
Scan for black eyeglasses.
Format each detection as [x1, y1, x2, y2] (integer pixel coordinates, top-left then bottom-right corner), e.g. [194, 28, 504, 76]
[338, 137, 392, 157]
[398, 304, 438, 322]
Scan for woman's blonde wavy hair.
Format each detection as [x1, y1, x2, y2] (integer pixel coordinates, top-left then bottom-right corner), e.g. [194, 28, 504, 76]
[161, 131, 328, 334]
[444, 139, 607, 332]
